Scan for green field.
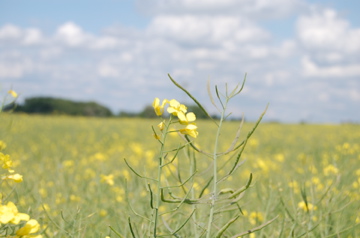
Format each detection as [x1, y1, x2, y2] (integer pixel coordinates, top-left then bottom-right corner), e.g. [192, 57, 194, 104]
[1, 114, 359, 237]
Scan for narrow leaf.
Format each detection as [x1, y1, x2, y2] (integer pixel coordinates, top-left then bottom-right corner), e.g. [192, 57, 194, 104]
[215, 215, 240, 238]
[168, 74, 214, 121]
[230, 216, 278, 238]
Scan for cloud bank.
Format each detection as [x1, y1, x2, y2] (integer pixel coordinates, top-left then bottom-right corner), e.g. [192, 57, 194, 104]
[0, 0, 359, 122]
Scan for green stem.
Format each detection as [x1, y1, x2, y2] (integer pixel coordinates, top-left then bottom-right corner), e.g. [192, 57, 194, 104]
[189, 147, 199, 237]
[206, 103, 226, 238]
[153, 117, 172, 237]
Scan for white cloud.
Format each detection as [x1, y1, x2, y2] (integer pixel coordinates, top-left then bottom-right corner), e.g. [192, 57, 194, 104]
[147, 15, 270, 45]
[55, 22, 91, 47]
[0, 63, 24, 78]
[297, 9, 360, 53]
[0, 24, 22, 40]
[39, 47, 62, 60]
[0, 24, 45, 46]
[91, 36, 119, 50]
[348, 89, 360, 101]
[302, 56, 360, 77]
[297, 8, 360, 78]
[97, 63, 120, 78]
[23, 28, 43, 45]
[0, 58, 34, 78]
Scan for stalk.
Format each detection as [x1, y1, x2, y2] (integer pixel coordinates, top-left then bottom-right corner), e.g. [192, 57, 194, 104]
[205, 104, 226, 238]
[153, 117, 172, 237]
[189, 147, 199, 237]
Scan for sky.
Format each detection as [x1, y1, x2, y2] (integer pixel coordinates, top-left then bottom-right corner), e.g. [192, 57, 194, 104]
[0, 0, 359, 123]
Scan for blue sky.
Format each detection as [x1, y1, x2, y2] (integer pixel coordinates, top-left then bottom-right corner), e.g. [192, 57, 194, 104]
[0, 0, 359, 123]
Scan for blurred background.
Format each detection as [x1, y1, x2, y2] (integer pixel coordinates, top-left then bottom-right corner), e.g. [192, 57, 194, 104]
[0, 0, 359, 123]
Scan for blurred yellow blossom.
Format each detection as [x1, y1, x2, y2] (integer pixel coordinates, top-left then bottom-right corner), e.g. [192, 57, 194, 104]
[8, 90, 18, 98]
[274, 153, 285, 162]
[179, 124, 198, 138]
[70, 194, 81, 202]
[0, 152, 14, 172]
[0, 141, 6, 150]
[39, 203, 51, 213]
[101, 174, 115, 186]
[0, 201, 30, 224]
[323, 164, 339, 176]
[62, 160, 74, 168]
[38, 188, 47, 198]
[167, 99, 187, 116]
[99, 209, 107, 217]
[298, 201, 317, 212]
[92, 152, 107, 161]
[177, 111, 196, 125]
[16, 219, 42, 238]
[157, 121, 165, 131]
[249, 212, 264, 225]
[2, 173, 23, 183]
[153, 98, 169, 116]
[288, 181, 300, 194]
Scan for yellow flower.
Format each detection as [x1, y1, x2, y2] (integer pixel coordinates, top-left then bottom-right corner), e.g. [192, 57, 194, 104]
[101, 174, 115, 186]
[8, 90, 18, 98]
[152, 98, 169, 116]
[177, 111, 196, 125]
[0, 141, 6, 151]
[167, 99, 187, 116]
[249, 212, 264, 225]
[323, 164, 339, 176]
[16, 219, 42, 238]
[2, 173, 23, 183]
[99, 209, 108, 217]
[0, 201, 30, 224]
[0, 152, 13, 171]
[70, 195, 81, 202]
[298, 201, 317, 212]
[179, 124, 198, 138]
[157, 121, 165, 131]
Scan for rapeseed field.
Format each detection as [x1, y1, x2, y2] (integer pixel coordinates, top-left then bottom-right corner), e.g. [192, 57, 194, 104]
[1, 113, 359, 237]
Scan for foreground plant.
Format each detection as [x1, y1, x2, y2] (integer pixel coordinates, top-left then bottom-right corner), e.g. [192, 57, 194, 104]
[114, 74, 272, 237]
[0, 90, 43, 238]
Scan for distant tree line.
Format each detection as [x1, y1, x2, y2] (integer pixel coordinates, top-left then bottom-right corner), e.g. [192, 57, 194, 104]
[119, 104, 210, 119]
[5, 97, 113, 117]
[4, 96, 214, 119]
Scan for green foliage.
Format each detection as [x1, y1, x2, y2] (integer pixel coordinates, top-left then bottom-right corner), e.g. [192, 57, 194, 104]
[13, 97, 113, 117]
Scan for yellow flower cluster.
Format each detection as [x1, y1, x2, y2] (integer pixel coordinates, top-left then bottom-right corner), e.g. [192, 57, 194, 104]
[0, 202, 42, 237]
[0, 201, 29, 224]
[101, 174, 115, 186]
[298, 201, 317, 212]
[0, 140, 42, 238]
[1, 141, 23, 182]
[15, 219, 41, 238]
[152, 98, 198, 138]
[243, 211, 264, 225]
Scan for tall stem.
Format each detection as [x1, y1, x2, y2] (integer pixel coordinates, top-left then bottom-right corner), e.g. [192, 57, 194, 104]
[153, 118, 172, 237]
[205, 105, 226, 238]
[189, 148, 198, 237]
